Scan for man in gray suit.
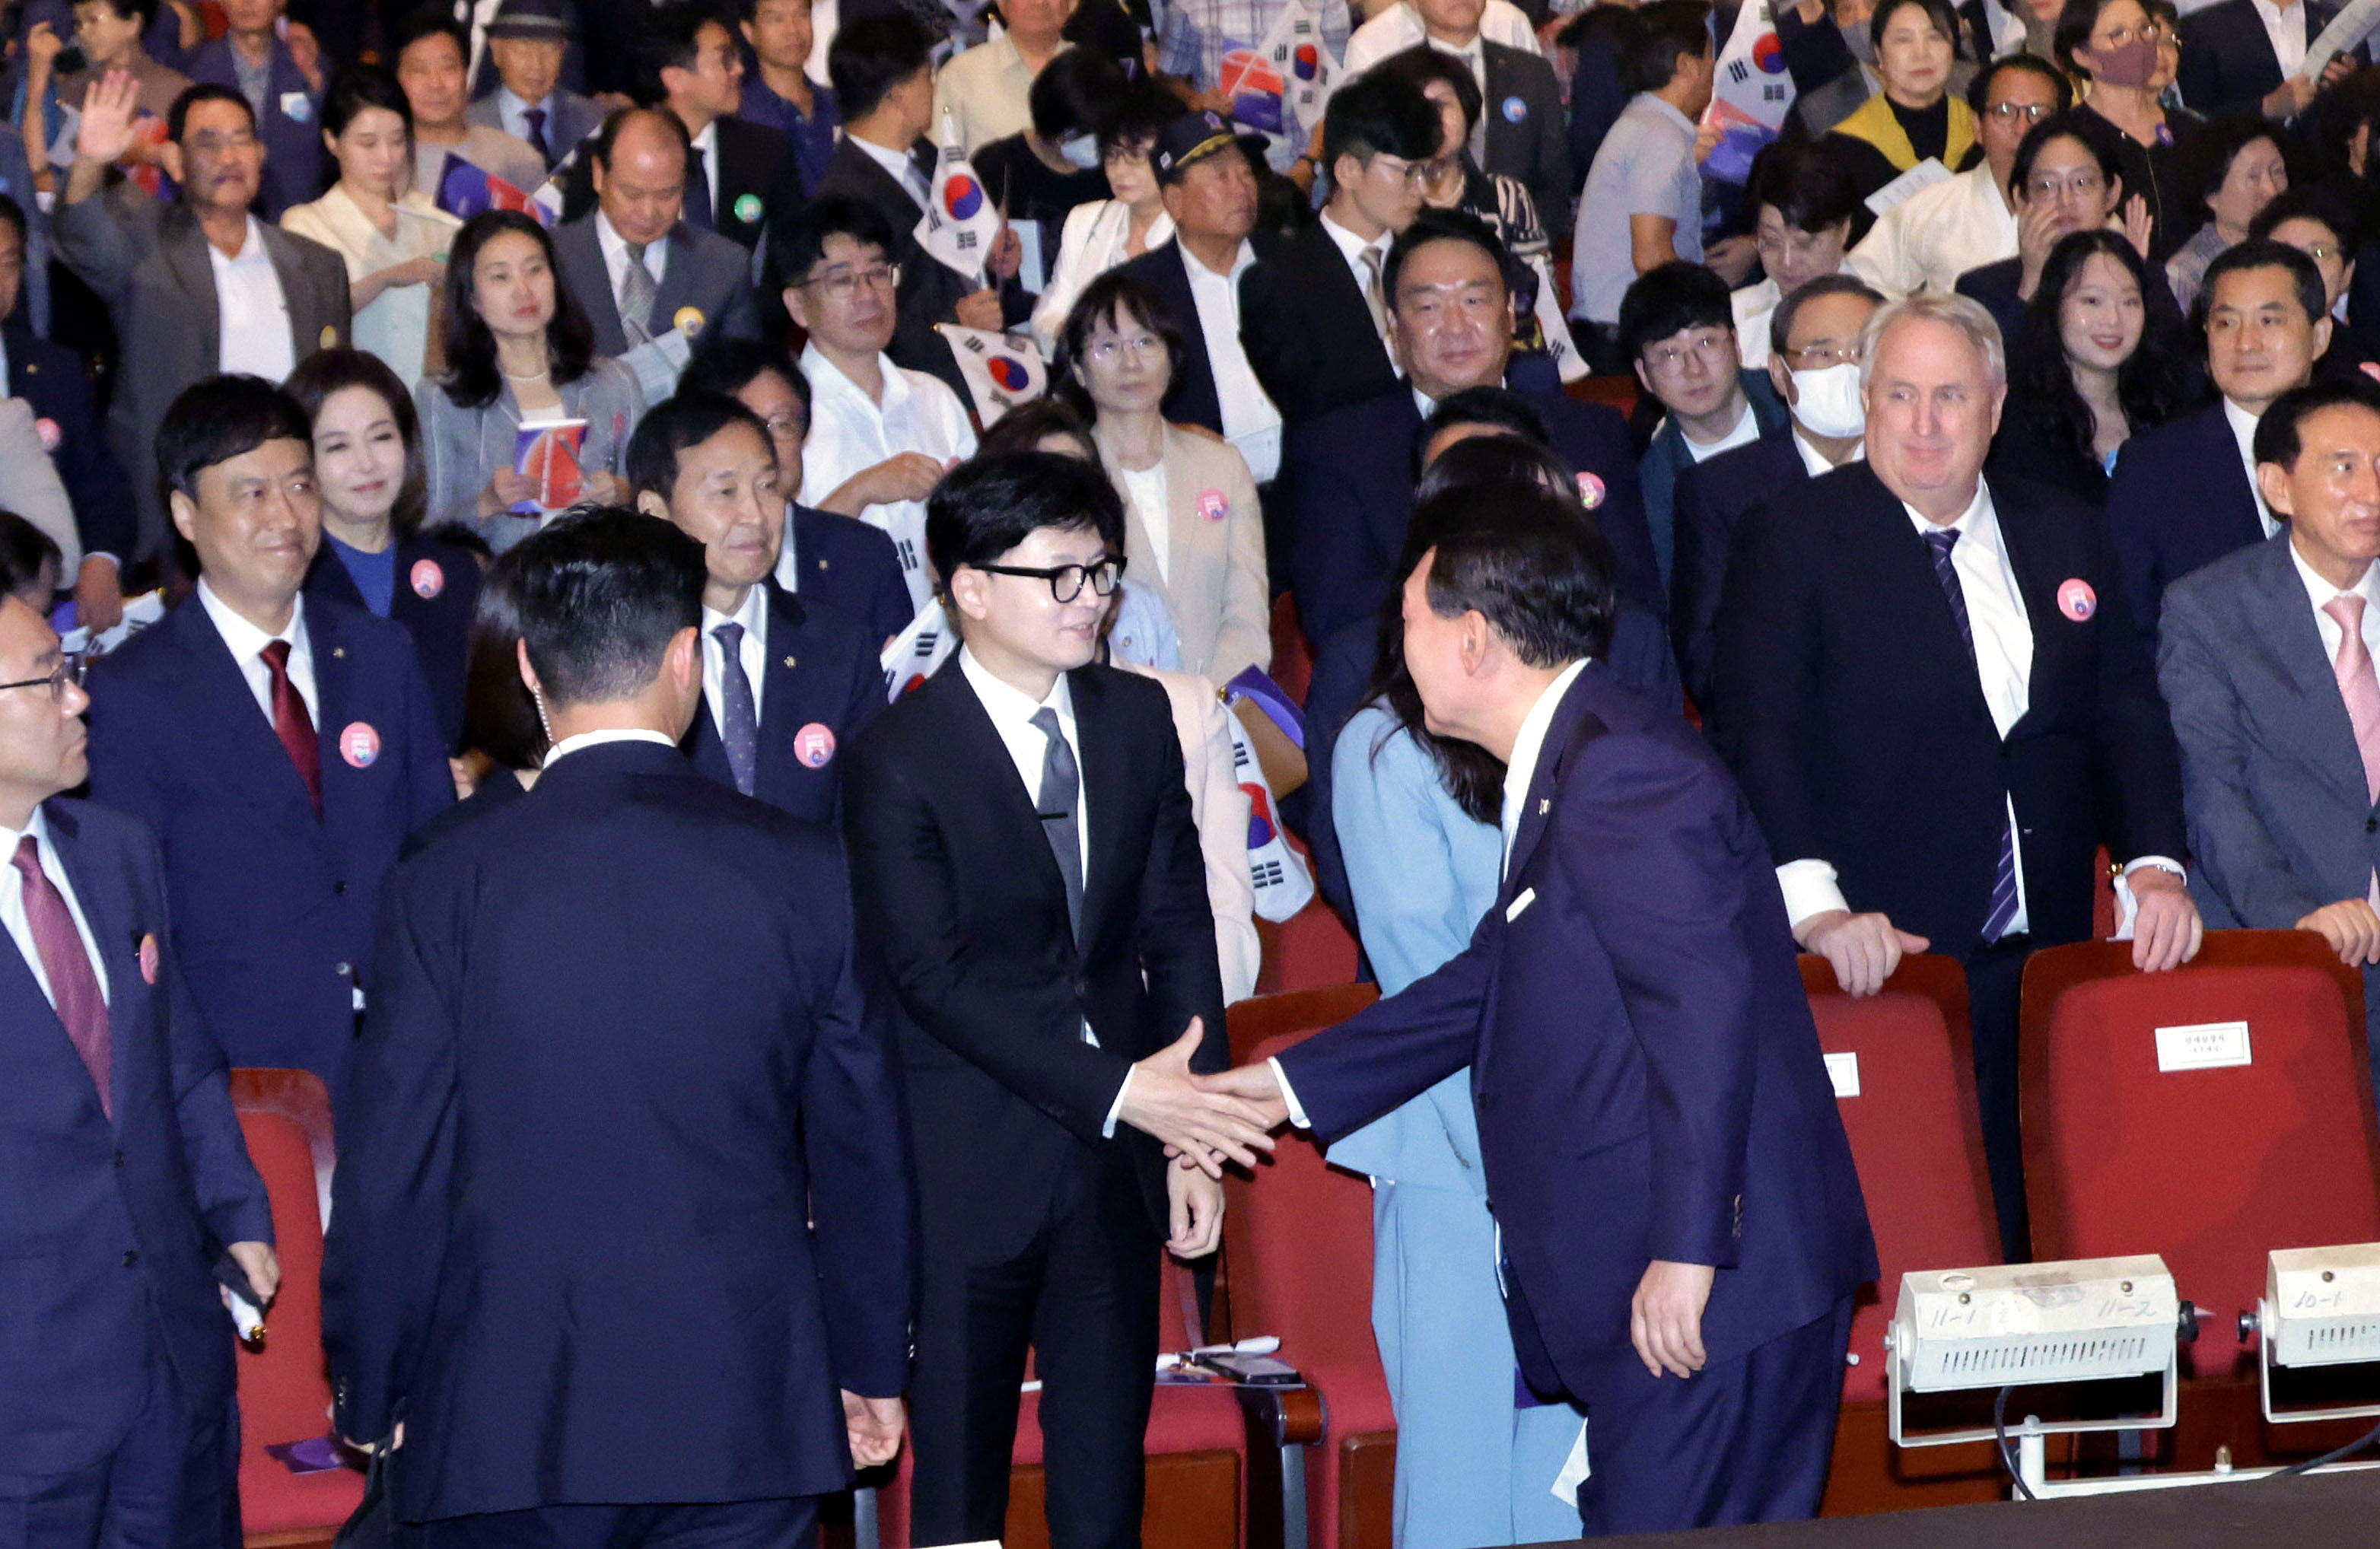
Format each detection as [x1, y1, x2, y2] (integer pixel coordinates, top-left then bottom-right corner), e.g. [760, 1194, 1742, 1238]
[52, 74, 348, 565]
[555, 108, 759, 369]
[466, 0, 606, 174]
[2160, 377, 2380, 1079]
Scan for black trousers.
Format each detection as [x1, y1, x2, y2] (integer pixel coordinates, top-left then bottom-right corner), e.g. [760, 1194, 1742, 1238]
[0, 1328, 232, 1549]
[1959, 935, 2035, 1263]
[908, 1148, 1161, 1549]
[409, 1497, 818, 1549]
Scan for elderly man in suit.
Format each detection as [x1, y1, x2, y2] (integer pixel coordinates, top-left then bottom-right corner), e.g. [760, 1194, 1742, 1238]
[466, 0, 605, 173]
[0, 590, 277, 1549]
[85, 377, 450, 1121]
[2160, 378, 2380, 1083]
[54, 76, 349, 565]
[555, 109, 759, 367]
[325, 508, 913, 1544]
[1712, 291, 2201, 1260]
[1200, 489, 1876, 1535]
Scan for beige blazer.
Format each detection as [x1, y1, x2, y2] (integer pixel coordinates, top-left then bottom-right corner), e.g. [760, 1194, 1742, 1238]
[1119, 660, 1261, 1004]
[1097, 421, 1270, 686]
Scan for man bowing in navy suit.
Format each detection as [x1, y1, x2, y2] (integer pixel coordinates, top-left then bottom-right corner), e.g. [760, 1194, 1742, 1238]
[1198, 489, 1876, 1536]
[0, 592, 277, 1547]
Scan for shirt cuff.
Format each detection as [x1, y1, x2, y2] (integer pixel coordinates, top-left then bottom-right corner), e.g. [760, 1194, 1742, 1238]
[1777, 858, 1850, 930]
[81, 552, 118, 571]
[2110, 856, 2187, 942]
[1102, 1067, 1133, 1139]
[1268, 1055, 1313, 1131]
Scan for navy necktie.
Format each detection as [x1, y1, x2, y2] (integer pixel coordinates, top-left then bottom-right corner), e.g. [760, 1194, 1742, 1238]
[1922, 527, 2022, 941]
[522, 105, 552, 168]
[685, 145, 714, 231]
[1031, 707, 1083, 943]
[714, 622, 759, 797]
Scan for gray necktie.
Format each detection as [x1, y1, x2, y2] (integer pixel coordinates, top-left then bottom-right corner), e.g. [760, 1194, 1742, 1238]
[714, 622, 759, 797]
[1031, 706, 1083, 942]
[619, 242, 657, 348]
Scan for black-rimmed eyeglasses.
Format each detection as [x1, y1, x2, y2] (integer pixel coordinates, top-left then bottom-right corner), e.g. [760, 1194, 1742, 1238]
[975, 558, 1126, 603]
[0, 654, 85, 703]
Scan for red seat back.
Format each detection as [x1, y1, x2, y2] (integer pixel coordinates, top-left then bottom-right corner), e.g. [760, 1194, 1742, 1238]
[1803, 956, 2000, 1403]
[2021, 933, 2380, 1377]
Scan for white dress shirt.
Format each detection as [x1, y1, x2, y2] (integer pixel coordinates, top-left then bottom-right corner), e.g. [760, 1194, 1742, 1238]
[197, 580, 317, 727]
[545, 727, 679, 765]
[1339, 0, 1541, 77]
[798, 341, 980, 612]
[1793, 427, 1866, 478]
[2292, 541, 2380, 903]
[702, 583, 771, 738]
[596, 208, 669, 314]
[2250, 0, 2309, 78]
[2, 806, 110, 1012]
[1319, 210, 1392, 344]
[853, 132, 931, 209]
[690, 119, 723, 222]
[211, 218, 296, 382]
[2226, 396, 2283, 537]
[1179, 238, 1282, 482]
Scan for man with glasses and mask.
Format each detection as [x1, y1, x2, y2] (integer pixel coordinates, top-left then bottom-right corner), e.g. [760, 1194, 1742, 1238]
[845, 450, 1264, 1549]
[779, 196, 978, 616]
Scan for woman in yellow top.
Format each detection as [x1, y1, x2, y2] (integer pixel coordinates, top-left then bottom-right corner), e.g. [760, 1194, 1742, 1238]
[1823, 0, 1976, 206]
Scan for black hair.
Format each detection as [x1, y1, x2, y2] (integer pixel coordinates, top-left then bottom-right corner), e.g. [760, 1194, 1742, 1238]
[437, 210, 600, 410]
[625, 391, 774, 501]
[2203, 237, 2329, 330]
[590, 103, 692, 174]
[1377, 46, 1481, 148]
[2181, 113, 2287, 218]
[0, 511, 61, 603]
[1615, 0, 1711, 97]
[1410, 386, 1551, 478]
[679, 336, 811, 428]
[1967, 52, 2072, 115]
[2309, 65, 2380, 192]
[156, 374, 312, 500]
[773, 192, 898, 286]
[1869, 0, 1957, 52]
[974, 396, 1096, 460]
[924, 451, 1125, 595]
[391, 2, 471, 66]
[167, 81, 255, 142]
[828, 11, 933, 121]
[285, 348, 430, 537]
[2055, 0, 2148, 76]
[425, 520, 495, 562]
[461, 546, 546, 770]
[1055, 270, 1188, 418]
[322, 62, 412, 141]
[1383, 205, 1508, 305]
[0, 192, 27, 249]
[85, 0, 159, 26]
[1769, 272, 1883, 359]
[1321, 65, 1441, 171]
[508, 507, 708, 706]
[1098, 80, 1179, 158]
[1029, 47, 1128, 142]
[1744, 138, 1860, 236]
[635, 2, 727, 107]
[2007, 228, 2192, 483]
[1618, 259, 1734, 362]
[1418, 485, 1618, 670]
[2249, 184, 2359, 250]
[2253, 377, 2380, 469]
[2010, 108, 2125, 200]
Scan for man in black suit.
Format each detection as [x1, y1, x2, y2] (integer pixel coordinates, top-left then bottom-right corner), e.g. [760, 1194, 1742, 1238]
[1281, 208, 1659, 647]
[641, 3, 806, 250]
[628, 392, 882, 825]
[1238, 70, 1439, 428]
[2109, 240, 2327, 649]
[555, 109, 759, 367]
[2178, 0, 2359, 122]
[1116, 113, 1287, 482]
[1712, 291, 2202, 1259]
[1672, 274, 1880, 709]
[843, 452, 1272, 1549]
[1377, 0, 1571, 225]
[324, 508, 914, 1544]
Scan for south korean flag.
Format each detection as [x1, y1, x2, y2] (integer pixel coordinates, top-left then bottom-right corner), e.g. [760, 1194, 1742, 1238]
[880, 600, 958, 701]
[915, 125, 1004, 285]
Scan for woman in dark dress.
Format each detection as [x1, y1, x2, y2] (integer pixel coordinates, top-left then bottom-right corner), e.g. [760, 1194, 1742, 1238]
[2055, 0, 2200, 260]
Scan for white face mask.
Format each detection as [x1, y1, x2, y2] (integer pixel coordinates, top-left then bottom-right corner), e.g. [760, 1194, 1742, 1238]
[1790, 361, 1866, 440]
[1059, 134, 1100, 170]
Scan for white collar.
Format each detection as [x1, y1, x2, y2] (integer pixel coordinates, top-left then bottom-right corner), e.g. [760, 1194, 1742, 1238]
[545, 727, 679, 765]
[1792, 426, 1863, 477]
[196, 577, 304, 662]
[2288, 533, 2380, 620]
[1500, 657, 1590, 868]
[852, 132, 922, 188]
[0, 803, 54, 861]
[1426, 30, 1484, 62]
[1319, 210, 1389, 268]
[1678, 394, 1754, 450]
[801, 339, 909, 415]
[1900, 477, 1997, 545]
[1179, 237, 1256, 282]
[958, 644, 1074, 729]
[690, 118, 718, 154]
[206, 215, 269, 266]
[1634, 93, 1698, 137]
[499, 84, 550, 117]
[702, 580, 771, 640]
[594, 207, 667, 262]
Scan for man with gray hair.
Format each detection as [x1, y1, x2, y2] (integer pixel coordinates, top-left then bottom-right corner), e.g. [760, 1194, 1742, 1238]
[1708, 291, 2200, 1260]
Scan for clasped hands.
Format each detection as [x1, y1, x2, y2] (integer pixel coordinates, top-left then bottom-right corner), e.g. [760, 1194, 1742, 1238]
[1118, 1019, 1286, 1178]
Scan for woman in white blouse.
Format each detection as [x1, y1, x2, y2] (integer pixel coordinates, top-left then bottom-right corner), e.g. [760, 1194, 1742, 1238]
[282, 64, 460, 391]
[1061, 271, 1269, 688]
[1029, 85, 1175, 353]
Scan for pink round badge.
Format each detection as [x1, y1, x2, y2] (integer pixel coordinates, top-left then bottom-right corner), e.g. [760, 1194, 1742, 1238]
[138, 932, 159, 986]
[410, 558, 445, 599]
[1576, 471, 1606, 509]
[1196, 488, 1229, 522]
[794, 722, 837, 768]
[33, 417, 60, 453]
[339, 721, 381, 769]
[2057, 577, 2098, 622]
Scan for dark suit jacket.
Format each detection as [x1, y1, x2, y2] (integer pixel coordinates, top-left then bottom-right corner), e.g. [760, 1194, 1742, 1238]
[6, 313, 135, 565]
[681, 583, 883, 827]
[1281, 382, 1662, 646]
[185, 37, 325, 219]
[1116, 232, 1289, 441]
[53, 184, 350, 560]
[84, 594, 453, 1111]
[2179, 0, 2347, 118]
[0, 797, 272, 1480]
[1711, 464, 2188, 952]
[400, 764, 527, 861]
[323, 740, 913, 1517]
[303, 533, 485, 755]
[1479, 41, 1574, 231]
[2105, 400, 2267, 650]
[552, 213, 760, 360]
[1669, 424, 1809, 711]
[808, 137, 978, 399]
[790, 501, 915, 646]
[558, 115, 805, 252]
[843, 660, 1227, 1262]
[1236, 218, 1398, 428]
[1277, 665, 1876, 1403]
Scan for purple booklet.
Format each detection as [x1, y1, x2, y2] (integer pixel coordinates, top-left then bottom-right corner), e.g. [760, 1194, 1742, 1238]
[265, 1436, 350, 1474]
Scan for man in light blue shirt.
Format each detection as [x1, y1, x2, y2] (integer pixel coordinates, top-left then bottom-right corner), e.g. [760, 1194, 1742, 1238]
[466, 0, 603, 173]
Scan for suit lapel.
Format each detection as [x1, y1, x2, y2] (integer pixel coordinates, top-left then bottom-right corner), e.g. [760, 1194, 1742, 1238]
[175, 600, 320, 822]
[654, 224, 697, 331]
[261, 225, 327, 356]
[2251, 536, 2375, 809]
[1992, 490, 2063, 733]
[752, 587, 810, 793]
[1854, 469, 2003, 736]
[45, 806, 142, 1131]
[937, 667, 1074, 929]
[1070, 668, 1124, 945]
[1162, 432, 1220, 632]
[163, 215, 221, 366]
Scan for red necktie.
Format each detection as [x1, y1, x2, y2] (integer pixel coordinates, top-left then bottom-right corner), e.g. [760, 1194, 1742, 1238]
[13, 835, 110, 1116]
[260, 639, 320, 815]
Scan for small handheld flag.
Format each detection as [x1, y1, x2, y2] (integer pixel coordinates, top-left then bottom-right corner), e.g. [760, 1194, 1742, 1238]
[934, 325, 1049, 425]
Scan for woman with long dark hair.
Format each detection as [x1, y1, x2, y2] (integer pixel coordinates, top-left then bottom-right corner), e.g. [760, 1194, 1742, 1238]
[1990, 227, 2194, 504]
[399, 546, 550, 857]
[414, 208, 641, 550]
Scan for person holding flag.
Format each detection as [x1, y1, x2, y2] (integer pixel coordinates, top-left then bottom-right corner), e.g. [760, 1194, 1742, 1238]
[1157, 0, 1350, 173]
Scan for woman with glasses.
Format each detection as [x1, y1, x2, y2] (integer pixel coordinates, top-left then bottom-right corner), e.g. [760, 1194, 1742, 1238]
[1822, 0, 1976, 205]
[1031, 84, 1176, 352]
[1990, 228, 2193, 505]
[2163, 116, 2289, 314]
[415, 208, 641, 554]
[2054, 0, 2199, 259]
[1058, 272, 1269, 686]
[1731, 140, 1860, 370]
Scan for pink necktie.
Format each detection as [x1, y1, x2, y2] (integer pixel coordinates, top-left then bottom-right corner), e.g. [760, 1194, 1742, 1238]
[12, 835, 110, 1115]
[2325, 595, 2380, 803]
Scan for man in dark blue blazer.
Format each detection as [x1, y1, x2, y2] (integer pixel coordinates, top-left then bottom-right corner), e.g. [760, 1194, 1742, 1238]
[0, 593, 277, 1545]
[184, 0, 324, 221]
[84, 377, 451, 1120]
[1204, 492, 1876, 1535]
[2109, 240, 2326, 650]
[323, 509, 914, 1541]
[628, 393, 882, 826]
[1281, 209, 1659, 648]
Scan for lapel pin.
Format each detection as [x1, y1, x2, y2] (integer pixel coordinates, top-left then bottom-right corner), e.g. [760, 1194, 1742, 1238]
[331, 647, 345, 659]
[138, 932, 159, 986]
[339, 722, 381, 768]
[2057, 577, 2098, 622]
[783, 655, 797, 670]
[1538, 797, 1550, 815]
[816, 557, 830, 571]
